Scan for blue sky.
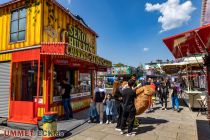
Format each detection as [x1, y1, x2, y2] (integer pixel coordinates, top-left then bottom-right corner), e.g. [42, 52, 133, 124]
[0, 0, 202, 66]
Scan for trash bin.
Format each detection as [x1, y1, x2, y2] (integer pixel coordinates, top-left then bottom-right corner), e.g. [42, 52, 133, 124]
[42, 112, 58, 140]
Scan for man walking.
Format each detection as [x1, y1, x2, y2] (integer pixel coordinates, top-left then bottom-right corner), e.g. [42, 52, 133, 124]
[120, 79, 136, 136]
[160, 81, 169, 110]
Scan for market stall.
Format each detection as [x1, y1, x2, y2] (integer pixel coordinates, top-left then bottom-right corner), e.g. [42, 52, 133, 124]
[163, 24, 210, 122]
[161, 57, 207, 109]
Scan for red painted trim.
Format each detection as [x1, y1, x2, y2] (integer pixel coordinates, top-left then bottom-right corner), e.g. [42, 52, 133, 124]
[8, 101, 37, 124]
[12, 49, 40, 62]
[9, 62, 13, 119]
[162, 24, 210, 41]
[41, 43, 66, 54]
[37, 104, 46, 108]
[35, 55, 41, 118]
[45, 56, 50, 112]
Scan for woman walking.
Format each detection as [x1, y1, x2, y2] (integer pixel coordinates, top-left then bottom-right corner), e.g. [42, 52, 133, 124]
[113, 80, 123, 130]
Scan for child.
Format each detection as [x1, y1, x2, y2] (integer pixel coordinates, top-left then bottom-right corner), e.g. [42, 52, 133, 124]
[88, 97, 97, 123]
[103, 94, 114, 124]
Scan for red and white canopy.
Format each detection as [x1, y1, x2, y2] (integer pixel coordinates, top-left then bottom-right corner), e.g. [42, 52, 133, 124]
[163, 24, 210, 58]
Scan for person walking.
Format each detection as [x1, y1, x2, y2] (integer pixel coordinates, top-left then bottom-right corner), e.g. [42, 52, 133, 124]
[94, 81, 106, 124]
[113, 80, 123, 130]
[61, 78, 73, 120]
[160, 81, 169, 110]
[120, 79, 136, 136]
[171, 83, 180, 112]
[155, 79, 162, 104]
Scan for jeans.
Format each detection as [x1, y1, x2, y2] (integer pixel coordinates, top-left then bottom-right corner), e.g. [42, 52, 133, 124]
[115, 102, 123, 128]
[121, 107, 136, 133]
[62, 98, 73, 119]
[161, 95, 167, 108]
[106, 115, 112, 122]
[172, 96, 179, 110]
[96, 102, 104, 122]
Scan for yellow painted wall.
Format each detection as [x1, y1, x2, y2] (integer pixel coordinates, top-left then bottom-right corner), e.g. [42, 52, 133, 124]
[0, 53, 11, 61]
[50, 62, 54, 104]
[38, 98, 90, 118]
[42, 0, 96, 54]
[50, 105, 64, 116]
[38, 107, 45, 118]
[0, 0, 42, 51]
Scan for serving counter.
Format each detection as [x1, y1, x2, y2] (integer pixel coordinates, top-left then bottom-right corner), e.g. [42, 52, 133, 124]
[183, 90, 207, 109]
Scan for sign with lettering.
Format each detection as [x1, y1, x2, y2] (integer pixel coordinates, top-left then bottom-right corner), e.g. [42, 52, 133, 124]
[61, 25, 112, 68]
[61, 25, 96, 54]
[67, 46, 112, 67]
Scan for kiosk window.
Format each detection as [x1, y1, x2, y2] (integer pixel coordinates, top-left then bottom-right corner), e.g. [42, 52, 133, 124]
[12, 61, 38, 101]
[10, 7, 26, 42]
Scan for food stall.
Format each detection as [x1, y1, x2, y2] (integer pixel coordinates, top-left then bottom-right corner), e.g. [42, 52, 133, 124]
[163, 24, 210, 122]
[161, 57, 207, 109]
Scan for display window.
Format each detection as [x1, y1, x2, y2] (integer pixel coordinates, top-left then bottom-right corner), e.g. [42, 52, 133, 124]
[12, 61, 38, 101]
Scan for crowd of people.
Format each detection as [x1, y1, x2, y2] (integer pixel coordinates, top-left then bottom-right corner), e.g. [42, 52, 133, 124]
[88, 75, 182, 136]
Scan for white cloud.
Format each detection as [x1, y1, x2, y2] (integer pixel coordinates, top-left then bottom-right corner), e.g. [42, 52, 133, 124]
[145, 0, 196, 32]
[67, 0, 71, 4]
[63, 0, 71, 5]
[143, 48, 149, 52]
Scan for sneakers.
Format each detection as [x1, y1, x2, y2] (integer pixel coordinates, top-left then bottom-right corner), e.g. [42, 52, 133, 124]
[126, 132, 136, 136]
[99, 121, 103, 124]
[164, 108, 167, 110]
[106, 120, 109, 124]
[120, 130, 125, 135]
[115, 128, 121, 131]
[88, 120, 91, 123]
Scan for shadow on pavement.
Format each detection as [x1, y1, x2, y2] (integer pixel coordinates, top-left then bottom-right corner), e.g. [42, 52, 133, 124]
[167, 107, 184, 113]
[137, 117, 168, 125]
[152, 107, 161, 112]
[196, 120, 210, 140]
[134, 125, 155, 135]
[56, 130, 72, 139]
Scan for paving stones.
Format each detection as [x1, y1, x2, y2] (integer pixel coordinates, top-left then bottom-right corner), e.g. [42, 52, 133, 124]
[67, 97, 210, 140]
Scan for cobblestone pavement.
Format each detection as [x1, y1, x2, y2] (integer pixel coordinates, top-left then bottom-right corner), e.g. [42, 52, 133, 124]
[67, 98, 210, 140]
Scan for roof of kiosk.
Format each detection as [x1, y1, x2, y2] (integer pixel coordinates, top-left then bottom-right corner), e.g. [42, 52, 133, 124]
[163, 24, 210, 58]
